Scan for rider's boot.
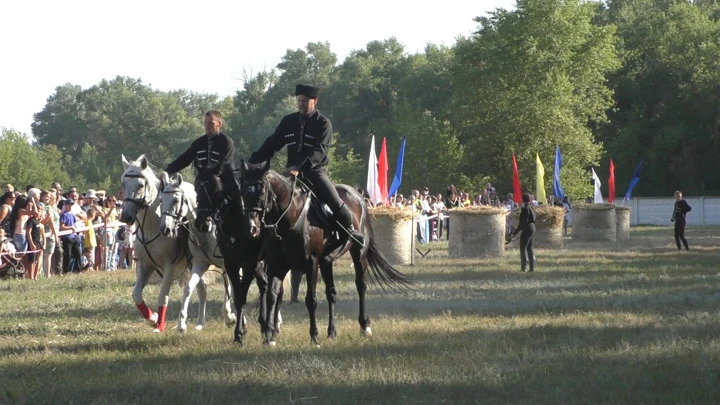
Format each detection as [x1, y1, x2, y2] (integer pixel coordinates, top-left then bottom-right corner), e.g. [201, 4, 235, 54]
[336, 204, 365, 248]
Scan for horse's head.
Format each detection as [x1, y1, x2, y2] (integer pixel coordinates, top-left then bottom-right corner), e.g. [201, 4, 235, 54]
[120, 154, 158, 224]
[194, 166, 224, 232]
[239, 160, 272, 239]
[160, 171, 192, 238]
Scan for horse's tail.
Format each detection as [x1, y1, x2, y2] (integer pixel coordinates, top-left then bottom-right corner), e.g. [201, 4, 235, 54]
[364, 232, 413, 293]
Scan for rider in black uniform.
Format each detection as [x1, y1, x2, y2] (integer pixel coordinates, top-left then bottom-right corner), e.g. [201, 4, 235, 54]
[165, 111, 242, 218]
[247, 84, 365, 247]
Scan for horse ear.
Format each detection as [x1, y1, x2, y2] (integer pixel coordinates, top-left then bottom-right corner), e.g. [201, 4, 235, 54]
[162, 171, 170, 185]
[121, 154, 130, 170]
[262, 160, 271, 173]
[176, 173, 183, 185]
[140, 156, 148, 170]
[241, 160, 249, 173]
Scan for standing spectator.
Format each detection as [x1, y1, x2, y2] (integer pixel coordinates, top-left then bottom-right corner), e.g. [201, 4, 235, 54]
[671, 191, 692, 251]
[118, 223, 135, 269]
[83, 210, 98, 271]
[25, 199, 45, 280]
[561, 196, 571, 236]
[59, 199, 82, 274]
[103, 196, 119, 271]
[3, 184, 14, 194]
[435, 195, 447, 239]
[41, 190, 60, 278]
[0, 191, 16, 234]
[508, 193, 537, 272]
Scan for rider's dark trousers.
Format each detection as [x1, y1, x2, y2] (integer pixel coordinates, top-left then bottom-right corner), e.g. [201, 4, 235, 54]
[301, 169, 344, 213]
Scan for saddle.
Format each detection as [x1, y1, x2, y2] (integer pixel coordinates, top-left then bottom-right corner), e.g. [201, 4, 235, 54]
[295, 181, 341, 242]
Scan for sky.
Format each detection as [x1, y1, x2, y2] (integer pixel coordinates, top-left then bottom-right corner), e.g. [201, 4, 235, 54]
[0, 0, 515, 136]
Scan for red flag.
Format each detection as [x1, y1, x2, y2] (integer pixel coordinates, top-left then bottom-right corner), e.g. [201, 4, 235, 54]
[608, 158, 616, 203]
[512, 154, 523, 204]
[378, 137, 389, 205]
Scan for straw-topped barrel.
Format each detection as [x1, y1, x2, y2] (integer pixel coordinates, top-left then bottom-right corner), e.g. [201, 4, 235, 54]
[614, 206, 631, 241]
[368, 207, 414, 265]
[571, 203, 617, 242]
[511, 205, 565, 249]
[448, 206, 506, 258]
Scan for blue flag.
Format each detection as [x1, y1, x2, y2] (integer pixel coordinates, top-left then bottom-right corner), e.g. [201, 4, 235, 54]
[552, 145, 565, 200]
[624, 159, 643, 200]
[388, 136, 407, 197]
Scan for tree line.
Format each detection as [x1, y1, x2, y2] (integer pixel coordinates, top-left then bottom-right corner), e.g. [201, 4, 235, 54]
[4, 0, 718, 199]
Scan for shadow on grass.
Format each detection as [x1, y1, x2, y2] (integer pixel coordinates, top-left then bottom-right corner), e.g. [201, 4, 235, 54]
[2, 323, 720, 404]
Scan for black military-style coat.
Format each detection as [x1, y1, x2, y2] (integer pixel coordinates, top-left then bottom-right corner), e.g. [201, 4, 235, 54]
[165, 132, 236, 175]
[248, 110, 332, 172]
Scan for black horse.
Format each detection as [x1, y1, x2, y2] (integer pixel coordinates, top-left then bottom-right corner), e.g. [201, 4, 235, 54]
[239, 160, 411, 346]
[193, 167, 279, 345]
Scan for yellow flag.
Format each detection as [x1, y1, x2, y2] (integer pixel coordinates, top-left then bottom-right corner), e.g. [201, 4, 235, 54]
[536, 153, 547, 204]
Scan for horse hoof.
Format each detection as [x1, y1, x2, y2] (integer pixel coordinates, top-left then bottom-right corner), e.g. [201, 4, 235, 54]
[264, 340, 277, 348]
[361, 327, 372, 337]
[226, 314, 237, 327]
[148, 312, 158, 327]
[177, 326, 187, 333]
[195, 324, 204, 331]
[153, 328, 161, 333]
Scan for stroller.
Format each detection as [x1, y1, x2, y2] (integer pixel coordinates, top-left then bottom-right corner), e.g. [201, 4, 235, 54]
[0, 240, 26, 279]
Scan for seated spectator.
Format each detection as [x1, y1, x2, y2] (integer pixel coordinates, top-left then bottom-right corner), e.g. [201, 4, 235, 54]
[80, 247, 94, 271]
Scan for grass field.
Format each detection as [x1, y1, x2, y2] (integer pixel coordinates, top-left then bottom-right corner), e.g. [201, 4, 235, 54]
[2, 226, 720, 404]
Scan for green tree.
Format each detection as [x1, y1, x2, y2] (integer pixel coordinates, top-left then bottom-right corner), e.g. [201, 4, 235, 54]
[452, 0, 619, 200]
[0, 128, 71, 190]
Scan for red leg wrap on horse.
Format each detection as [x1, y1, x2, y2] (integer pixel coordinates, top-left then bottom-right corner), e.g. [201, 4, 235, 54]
[156, 305, 167, 332]
[137, 302, 153, 320]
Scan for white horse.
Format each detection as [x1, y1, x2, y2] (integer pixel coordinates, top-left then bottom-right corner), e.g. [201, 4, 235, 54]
[158, 171, 237, 332]
[120, 154, 233, 332]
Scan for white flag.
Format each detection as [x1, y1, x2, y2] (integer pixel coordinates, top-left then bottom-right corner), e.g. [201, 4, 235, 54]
[592, 167, 604, 203]
[366, 135, 382, 205]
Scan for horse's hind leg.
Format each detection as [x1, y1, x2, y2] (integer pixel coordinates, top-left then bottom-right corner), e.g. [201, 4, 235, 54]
[194, 272, 208, 331]
[319, 257, 338, 340]
[132, 263, 158, 327]
[352, 249, 372, 336]
[304, 259, 320, 346]
[177, 266, 204, 332]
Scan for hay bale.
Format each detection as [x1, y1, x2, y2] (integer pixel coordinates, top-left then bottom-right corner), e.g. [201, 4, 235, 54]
[511, 205, 564, 249]
[448, 206, 506, 258]
[614, 206, 631, 241]
[368, 207, 413, 265]
[572, 203, 617, 242]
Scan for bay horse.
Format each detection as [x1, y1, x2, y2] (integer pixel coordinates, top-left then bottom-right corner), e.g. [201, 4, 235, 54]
[193, 167, 282, 345]
[239, 160, 411, 346]
[158, 171, 236, 332]
[119, 155, 233, 332]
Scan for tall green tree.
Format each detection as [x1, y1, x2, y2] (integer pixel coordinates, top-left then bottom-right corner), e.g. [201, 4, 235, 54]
[598, 0, 720, 195]
[0, 128, 71, 189]
[453, 0, 619, 200]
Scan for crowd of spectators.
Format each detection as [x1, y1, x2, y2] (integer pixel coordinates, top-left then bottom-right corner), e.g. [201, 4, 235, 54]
[0, 182, 135, 279]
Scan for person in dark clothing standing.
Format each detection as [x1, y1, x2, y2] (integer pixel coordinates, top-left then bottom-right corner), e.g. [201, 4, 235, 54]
[165, 111, 242, 218]
[671, 190, 691, 251]
[508, 193, 536, 272]
[247, 84, 365, 247]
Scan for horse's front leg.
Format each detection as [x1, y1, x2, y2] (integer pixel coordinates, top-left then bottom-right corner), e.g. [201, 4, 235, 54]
[132, 262, 158, 327]
[195, 269, 208, 330]
[264, 268, 287, 347]
[319, 257, 338, 340]
[177, 266, 205, 332]
[221, 271, 237, 328]
[154, 266, 177, 333]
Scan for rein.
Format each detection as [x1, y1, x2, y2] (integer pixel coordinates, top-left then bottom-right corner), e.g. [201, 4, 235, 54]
[251, 174, 297, 241]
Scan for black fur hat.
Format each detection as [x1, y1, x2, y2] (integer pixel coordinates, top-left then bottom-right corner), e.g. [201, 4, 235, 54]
[295, 84, 319, 99]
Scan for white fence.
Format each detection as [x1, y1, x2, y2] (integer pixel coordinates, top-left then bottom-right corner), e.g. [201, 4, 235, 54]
[606, 197, 720, 226]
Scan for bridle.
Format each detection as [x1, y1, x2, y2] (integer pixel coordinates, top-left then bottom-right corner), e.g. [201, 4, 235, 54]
[122, 172, 152, 209]
[241, 173, 295, 239]
[160, 184, 189, 232]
